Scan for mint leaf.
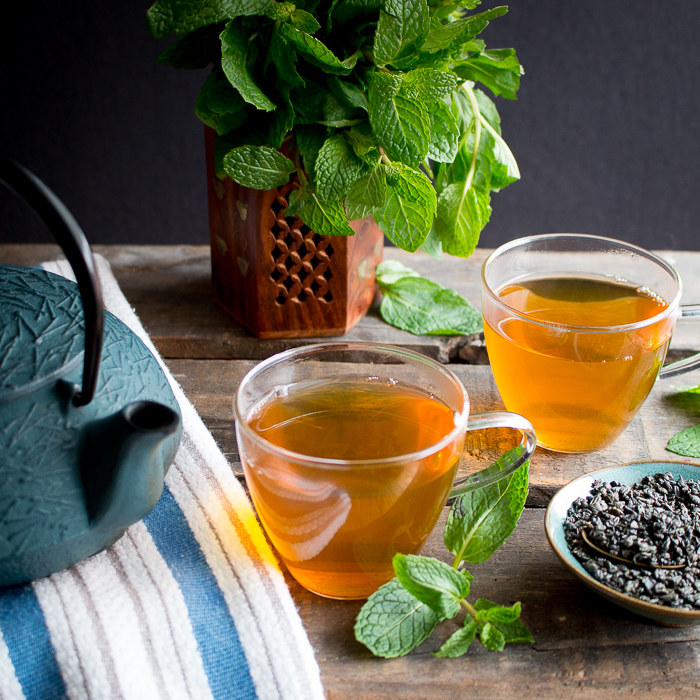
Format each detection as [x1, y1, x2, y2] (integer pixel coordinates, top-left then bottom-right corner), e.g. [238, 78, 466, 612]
[267, 93, 295, 147]
[378, 274, 483, 336]
[454, 48, 523, 100]
[667, 425, 700, 458]
[402, 68, 459, 102]
[421, 8, 506, 53]
[268, 33, 305, 91]
[221, 21, 276, 111]
[481, 117, 520, 190]
[445, 458, 529, 565]
[368, 72, 430, 167]
[376, 164, 435, 251]
[375, 259, 421, 285]
[295, 125, 326, 180]
[146, 0, 274, 38]
[474, 88, 501, 134]
[428, 101, 459, 163]
[393, 553, 469, 618]
[345, 166, 387, 219]
[420, 225, 443, 259]
[265, 1, 295, 20]
[434, 183, 491, 258]
[326, 76, 369, 112]
[433, 618, 477, 658]
[156, 24, 222, 68]
[473, 599, 534, 644]
[290, 8, 321, 32]
[195, 68, 248, 134]
[355, 578, 441, 658]
[294, 189, 356, 236]
[223, 145, 295, 188]
[346, 122, 380, 161]
[475, 601, 520, 625]
[280, 25, 358, 74]
[479, 622, 505, 651]
[314, 135, 365, 202]
[373, 0, 429, 67]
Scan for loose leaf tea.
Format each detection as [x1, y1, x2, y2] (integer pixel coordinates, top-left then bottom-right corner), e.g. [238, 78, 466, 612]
[564, 473, 700, 609]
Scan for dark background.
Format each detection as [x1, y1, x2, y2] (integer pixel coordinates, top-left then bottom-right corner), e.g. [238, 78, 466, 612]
[1, 1, 699, 250]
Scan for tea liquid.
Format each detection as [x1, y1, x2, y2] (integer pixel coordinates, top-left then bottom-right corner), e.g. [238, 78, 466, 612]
[243, 379, 462, 598]
[484, 275, 673, 452]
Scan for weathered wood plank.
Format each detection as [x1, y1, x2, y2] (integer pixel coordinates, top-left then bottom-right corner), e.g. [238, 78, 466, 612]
[164, 359, 700, 507]
[4, 244, 700, 363]
[289, 508, 700, 700]
[0, 244, 475, 363]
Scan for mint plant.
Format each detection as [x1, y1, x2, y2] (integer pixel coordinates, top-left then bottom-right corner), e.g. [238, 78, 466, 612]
[355, 456, 533, 658]
[146, 0, 522, 333]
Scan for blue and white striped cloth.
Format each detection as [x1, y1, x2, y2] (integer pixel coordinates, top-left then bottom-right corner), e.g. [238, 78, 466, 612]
[0, 255, 325, 700]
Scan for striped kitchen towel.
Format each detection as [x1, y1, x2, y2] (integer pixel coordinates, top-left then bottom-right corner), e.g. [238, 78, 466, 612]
[0, 255, 325, 700]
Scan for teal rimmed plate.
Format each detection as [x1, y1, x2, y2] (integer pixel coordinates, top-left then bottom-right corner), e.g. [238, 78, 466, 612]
[545, 460, 700, 626]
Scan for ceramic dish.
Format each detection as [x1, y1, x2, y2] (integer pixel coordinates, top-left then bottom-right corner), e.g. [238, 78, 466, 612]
[545, 460, 700, 626]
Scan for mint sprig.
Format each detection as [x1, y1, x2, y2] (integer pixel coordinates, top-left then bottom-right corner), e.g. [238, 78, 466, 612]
[355, 457, 534, 658]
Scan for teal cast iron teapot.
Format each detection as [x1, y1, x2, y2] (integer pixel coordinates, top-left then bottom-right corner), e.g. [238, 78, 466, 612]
[0, 152, 182, 586]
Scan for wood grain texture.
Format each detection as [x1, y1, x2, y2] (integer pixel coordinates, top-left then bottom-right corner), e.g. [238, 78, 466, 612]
[4, 244, 700, 364]
[288, 509, 700, 700]
[4, 244, 700, 697]
[204, 128, 384, 338]
[164, 359, 700, 507]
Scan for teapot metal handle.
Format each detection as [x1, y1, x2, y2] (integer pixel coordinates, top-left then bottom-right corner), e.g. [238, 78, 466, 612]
[0, 151, 103, 406]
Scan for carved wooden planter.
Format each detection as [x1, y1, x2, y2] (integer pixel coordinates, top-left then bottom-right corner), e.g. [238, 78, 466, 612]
[205, 128, 384, 339]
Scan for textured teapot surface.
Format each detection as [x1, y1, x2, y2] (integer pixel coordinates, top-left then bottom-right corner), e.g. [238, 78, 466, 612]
[0, 265, 85, 400]
[0, 266, 181, 586]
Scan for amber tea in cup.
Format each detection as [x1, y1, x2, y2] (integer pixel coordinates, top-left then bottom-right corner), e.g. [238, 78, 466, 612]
[235, 343, 536, 600]
[482, 234, 700, 453]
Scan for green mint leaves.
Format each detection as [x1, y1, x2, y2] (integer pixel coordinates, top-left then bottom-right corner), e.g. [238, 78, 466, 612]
[354, 579, 442, 658]
[147, 0, 523, 259]
[445, 447, 530, 565]
[355, 460, 533, 658]
[665, 385, 700, 457]
[668, 425, 700, 458]
[394, 554, 470, 618]
[223, 146, 295, 189]
[376, 260, 483, 335]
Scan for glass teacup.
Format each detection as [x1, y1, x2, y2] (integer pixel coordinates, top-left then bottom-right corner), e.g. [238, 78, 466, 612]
[235, 343, 536, 599]
[482, 233, 700, 453]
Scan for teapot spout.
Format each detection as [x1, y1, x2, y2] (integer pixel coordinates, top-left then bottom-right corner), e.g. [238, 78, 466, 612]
[81, 401, 181, 530]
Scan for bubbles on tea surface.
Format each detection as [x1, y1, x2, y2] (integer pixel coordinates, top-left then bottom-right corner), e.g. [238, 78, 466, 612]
[275, 385, 290, 399]
[636, 285, 666, 306]
[386, 377, 398, 387]
[365, 376, 380, 382]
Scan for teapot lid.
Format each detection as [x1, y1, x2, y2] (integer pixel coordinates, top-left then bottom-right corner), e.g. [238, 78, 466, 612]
[0, 265, 85, 402]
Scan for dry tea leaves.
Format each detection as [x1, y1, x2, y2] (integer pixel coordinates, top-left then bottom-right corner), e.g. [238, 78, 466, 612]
[564, 473, 700, 609]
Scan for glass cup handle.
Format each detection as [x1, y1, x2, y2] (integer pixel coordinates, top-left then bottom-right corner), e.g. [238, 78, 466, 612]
[449, 412, 537, 497]
[658, 303, 700, 380]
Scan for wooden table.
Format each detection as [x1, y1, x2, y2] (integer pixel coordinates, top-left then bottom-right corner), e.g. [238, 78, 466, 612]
[5, 244, 700, 699]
